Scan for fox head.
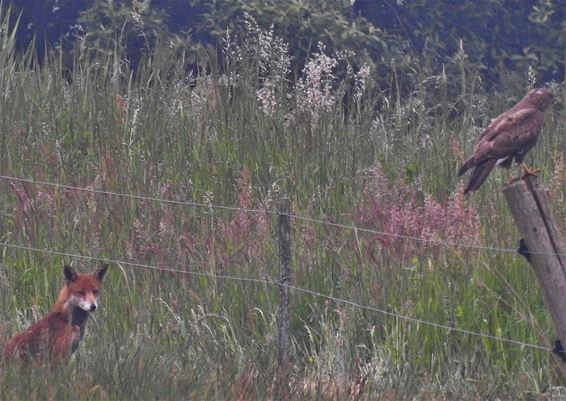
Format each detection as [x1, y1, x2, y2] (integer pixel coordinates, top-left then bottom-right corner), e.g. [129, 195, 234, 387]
[59, 264, 108, 312]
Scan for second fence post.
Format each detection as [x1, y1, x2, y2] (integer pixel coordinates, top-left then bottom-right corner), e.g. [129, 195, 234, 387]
[277, 196, 292, 367]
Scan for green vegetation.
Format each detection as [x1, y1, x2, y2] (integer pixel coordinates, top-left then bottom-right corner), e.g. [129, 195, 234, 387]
[0, 5, 566, 401]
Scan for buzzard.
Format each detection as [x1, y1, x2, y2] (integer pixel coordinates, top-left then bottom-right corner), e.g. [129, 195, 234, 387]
[458, 88, 554, 194]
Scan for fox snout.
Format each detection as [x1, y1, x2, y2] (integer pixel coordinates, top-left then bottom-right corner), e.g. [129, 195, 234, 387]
[70, 294, 99, 312]
[78, 297, 98, 312]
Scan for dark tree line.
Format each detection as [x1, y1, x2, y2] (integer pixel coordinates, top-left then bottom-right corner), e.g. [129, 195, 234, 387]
[6, 0, 565, 87]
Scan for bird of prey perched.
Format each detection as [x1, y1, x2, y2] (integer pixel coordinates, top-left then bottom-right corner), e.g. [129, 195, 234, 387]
[458, 88, 554, 194]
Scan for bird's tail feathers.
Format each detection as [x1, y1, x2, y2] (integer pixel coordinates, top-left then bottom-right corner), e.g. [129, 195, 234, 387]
[463, 159, 497, 194]
[458, 156, 476, 177]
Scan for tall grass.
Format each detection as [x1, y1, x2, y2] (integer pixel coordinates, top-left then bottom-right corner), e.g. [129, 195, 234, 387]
[1, 11, 566, 400]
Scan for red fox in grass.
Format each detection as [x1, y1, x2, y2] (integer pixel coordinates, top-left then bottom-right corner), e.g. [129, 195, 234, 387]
[3, 264, 108, 364]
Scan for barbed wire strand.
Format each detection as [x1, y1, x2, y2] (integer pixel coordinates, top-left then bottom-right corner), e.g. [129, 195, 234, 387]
[0, 241, 551, 352]
[0, 174, 544, 256]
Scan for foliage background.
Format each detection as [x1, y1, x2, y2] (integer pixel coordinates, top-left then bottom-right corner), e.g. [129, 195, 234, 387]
[6, 0, 566, 89]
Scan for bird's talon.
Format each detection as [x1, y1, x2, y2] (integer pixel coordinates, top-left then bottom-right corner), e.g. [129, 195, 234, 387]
[522, 168, 541, 178]
[520, 162, 541, 178]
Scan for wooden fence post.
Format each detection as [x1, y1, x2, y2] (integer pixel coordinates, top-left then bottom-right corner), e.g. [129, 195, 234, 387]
[277, 196, 292, 367]
[503, 176, 566, 364]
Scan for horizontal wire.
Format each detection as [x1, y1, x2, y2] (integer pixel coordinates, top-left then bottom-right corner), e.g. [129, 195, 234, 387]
[0, 241, 551, 353]
[0, 174, 529, 255]
[0, 174, 257, 213]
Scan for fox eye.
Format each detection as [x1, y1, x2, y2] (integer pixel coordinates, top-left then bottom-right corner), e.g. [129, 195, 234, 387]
[93, 290, 99, 296]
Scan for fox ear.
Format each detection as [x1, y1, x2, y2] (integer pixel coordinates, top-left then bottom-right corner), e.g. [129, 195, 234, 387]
[64, 265, 78, 283]
[95, 264, 108, 282]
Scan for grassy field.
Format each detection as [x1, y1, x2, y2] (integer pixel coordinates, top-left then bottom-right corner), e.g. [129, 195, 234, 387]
[1, 13, 566, 401]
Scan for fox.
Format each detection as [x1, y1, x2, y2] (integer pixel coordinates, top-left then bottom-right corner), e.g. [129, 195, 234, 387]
[3, 264, 108, 364]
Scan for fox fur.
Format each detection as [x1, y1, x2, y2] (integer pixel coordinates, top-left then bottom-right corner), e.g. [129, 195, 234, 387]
[3, 264, 108, 364]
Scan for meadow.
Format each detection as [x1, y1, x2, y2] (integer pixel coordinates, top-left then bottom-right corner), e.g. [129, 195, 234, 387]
[1, 14, 566, 401]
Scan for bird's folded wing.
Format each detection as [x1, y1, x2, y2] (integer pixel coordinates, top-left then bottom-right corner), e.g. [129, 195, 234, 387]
[478, 107, 538, 141]
[473, 108, 542, 162]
